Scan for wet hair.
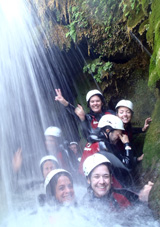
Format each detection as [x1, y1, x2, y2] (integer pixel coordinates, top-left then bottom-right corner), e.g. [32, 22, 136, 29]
[46, 172, 73, 198]
[88, 162, 112, 180]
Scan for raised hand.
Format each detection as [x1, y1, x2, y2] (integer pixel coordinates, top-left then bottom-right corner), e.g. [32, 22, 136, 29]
[12, 148, 22, 173]
[142, 117, 152, 132]
[119, 133, 129, 144]
[55, 88, 68, 106]
[138, 181, 154, 202]
[137, 153, 144, 161]
[75, 104, 86, 121]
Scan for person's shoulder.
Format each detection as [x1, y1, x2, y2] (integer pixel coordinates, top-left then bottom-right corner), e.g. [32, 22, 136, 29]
[105, 110, 116, 115]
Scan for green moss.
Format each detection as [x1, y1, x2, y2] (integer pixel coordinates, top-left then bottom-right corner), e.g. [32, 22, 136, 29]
[140, 0, 152, 15]
[145, 0, 160, 86]
[127, 7, 145, 29]
[143, 96, 160, 169]
[138, 19, 149, 35]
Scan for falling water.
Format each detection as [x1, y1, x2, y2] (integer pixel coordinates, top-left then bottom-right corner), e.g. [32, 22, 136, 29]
[0, 0, 159, 226]
[0, 0, 80, 219]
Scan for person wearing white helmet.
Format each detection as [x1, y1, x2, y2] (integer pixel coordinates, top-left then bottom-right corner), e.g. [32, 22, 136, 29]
[44, 126, 72, 173]
[39, 155, 59, 179]
[44, 169, 76, 206]
[69, 141, 82, 160]
[44, 126, 61, 155]
[55, 88, 114, 140]
[97, 114, 138, 170]
[69, 141, 79, 154]
[79, 114, 136, 174]
[115, 99, 152, 162]
[82, 153, 154, 209]
[115, 99, 152, 133]
[55, 89, 116, 174]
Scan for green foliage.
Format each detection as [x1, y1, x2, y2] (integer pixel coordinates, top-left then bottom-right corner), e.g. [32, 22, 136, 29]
[120, 0, 145, 28]
[66, 0, 119, 45]
[66, 5, 88, 42]
[75, 0, 118, 27]
[140, 0, 152, 15]
[83, 58, 113, 83]
[146, 0, 160, 86]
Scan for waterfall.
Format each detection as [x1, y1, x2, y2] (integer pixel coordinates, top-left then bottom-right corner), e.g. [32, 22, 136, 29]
[0, 0, 80, 218]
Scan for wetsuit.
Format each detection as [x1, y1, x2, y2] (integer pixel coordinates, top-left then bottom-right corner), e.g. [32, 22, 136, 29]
[117, 122, 145, 158]
[124, 122, 145, 141]
[82, 187, 139, 210]
[79, 139, 136, 174]
[65, 103, 115, 140]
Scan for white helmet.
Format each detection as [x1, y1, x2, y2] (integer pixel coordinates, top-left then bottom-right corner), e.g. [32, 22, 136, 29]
[115, 100, 133, 111]
[69, 141, 78, 146]
[44, 126, 61, 137]
[98, 114, 124, 130]
[39, 155, 59, 168]
[44, 169, 71, 191]
[83, 153, 110, 177]
[86, 89, 103, 102]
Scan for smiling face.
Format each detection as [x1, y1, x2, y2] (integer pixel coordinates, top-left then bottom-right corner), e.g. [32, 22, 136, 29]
[55, 176, 75, 204]
[117, 106, 132, 125]
[88, 164, 111, 198]
[89, 95, 103, 113]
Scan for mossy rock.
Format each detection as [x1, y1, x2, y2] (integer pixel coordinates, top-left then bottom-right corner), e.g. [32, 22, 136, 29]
[143, 96, 160, 168]
[142, 95, 160, 218]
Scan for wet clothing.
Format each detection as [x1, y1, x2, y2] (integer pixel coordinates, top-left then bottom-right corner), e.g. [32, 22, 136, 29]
[124, 122, 145, 141]
[79, 140, 136, 174]
[79, 142, 99, 174]
[101, 141, 137, 170]
[65, 103, 115, 140]
[117, 122, 145, 158]
[81, 109, 115, 140]
[46, 145, 73, 173]
[82, 187, 139, 210]
[78, 141, 134, 187]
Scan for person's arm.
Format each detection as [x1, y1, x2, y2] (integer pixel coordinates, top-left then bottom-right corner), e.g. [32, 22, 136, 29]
[12, 148, 23, 173]
[138, 181, 154, 202]
[132, 117, 152, 134]
[55, 89, 85, 120]
[142, 117, 152, 132]
[114, 181, 154, 204]
[55, 88, 69, 106]
[74, 104, 85, 121]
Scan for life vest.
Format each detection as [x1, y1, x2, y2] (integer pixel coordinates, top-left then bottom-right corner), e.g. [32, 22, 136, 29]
[112, 191, 131, 208]
[79, 111, 114, 172]
[79, 142, 99, 174]
[90, 111, 113, 129]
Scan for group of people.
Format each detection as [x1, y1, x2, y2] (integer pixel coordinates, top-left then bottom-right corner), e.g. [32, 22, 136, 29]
[34, 88, 154, 212]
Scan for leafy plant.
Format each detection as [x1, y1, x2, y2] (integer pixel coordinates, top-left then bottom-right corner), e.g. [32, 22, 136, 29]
[83, 58, 113, 83]
[66, 5, 88, 42]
